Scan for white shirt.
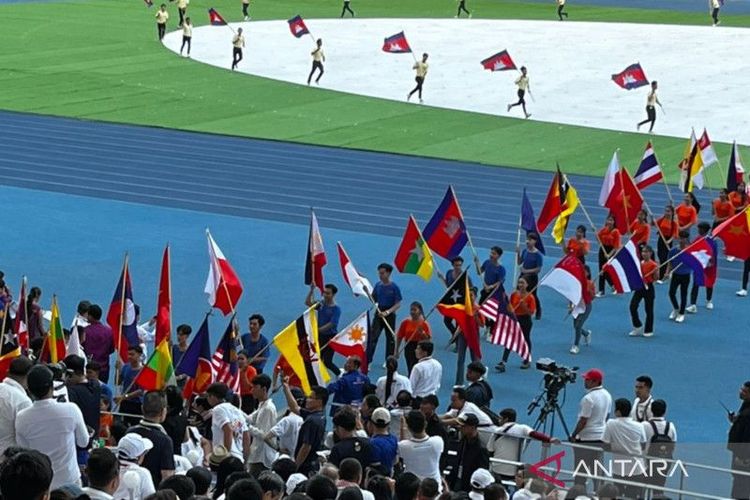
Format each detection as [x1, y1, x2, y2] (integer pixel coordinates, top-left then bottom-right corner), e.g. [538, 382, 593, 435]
[630, 396, 654, 423]
[269, 412, 303, 455]
[444, 401, 493, 427]
[409, 357, 442, 397]
[16, 398, 89, 489]
[376, 373, 412, 407]
[642, 418, 677, 442]
[82, 487, 114, 500]
[487, 422, 535, 477]
[336, 481, 375, 500]
[211, 402, 248, 460]
[0, 377, 32, 454]
[576, 386, 612, 441]
[389, 408, 411, 440]
[113, 461, 155, 500]
[602, 417, 647, 475]
[246, 398, 278, 467]
[398, 435, 444, 484]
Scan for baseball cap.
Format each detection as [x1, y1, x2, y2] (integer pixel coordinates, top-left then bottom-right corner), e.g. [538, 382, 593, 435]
[582, 368, 604, 383]
[470, 468, 494, 489]
[118, 433, 154, 460]
[458, 413, 480, 427]
[371, 407, 391, 426]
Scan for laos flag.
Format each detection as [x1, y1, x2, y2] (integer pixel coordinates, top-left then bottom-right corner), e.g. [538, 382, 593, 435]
[481, 50, 517, 72]
[611, 63, 649, 90]
[382, 31, 412, 53]
[288, 15, 310, 38]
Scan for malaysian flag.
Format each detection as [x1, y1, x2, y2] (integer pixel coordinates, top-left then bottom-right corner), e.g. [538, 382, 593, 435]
[210, 316, 241, 392]
[490, 294, 530, 361]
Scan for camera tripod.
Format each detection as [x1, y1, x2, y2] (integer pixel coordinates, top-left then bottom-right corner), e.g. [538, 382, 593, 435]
[527, 386, 572, 440]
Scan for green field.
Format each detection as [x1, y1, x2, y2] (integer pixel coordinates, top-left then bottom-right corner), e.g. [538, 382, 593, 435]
[1, 0, 747, 183]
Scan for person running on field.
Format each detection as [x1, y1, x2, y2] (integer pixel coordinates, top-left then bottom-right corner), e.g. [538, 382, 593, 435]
[456, 0, 471, 18]
[341, 0, 354, 18]
[155, 4, 169, 41]
[557, 0, 569, 20]
[232, 28, 245, 71]
[242, 0, 251, 21]
[180, 17, 192, 57]
[407, 53, 429, 104]
[637, 81, 662, 132]
[507, 66, 531, 119]
[711, 0, 721, 26]
[308, 39, 325, 85]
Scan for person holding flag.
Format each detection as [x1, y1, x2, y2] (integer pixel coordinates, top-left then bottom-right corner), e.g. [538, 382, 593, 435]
[557, 0, 569, 20]
[713, 189, 735, 229]
[367, 263, 402, 365]
[232, 28, 245, 71]
[407, 53, 429, 104]
[566, 225, 591, 263]
[155, 4, 169, 41]
[596, 214, 622, 297]
[456, 0, 471, 18]
[687, 222, 717, 312]
[637, 81, 662, 132]
[654, 205, 678, 283]
[730, 182, 749, 214]
[395, 302, 431, 375]
[517, 233, 543, 320]
[628, 246, 658, 337]
[507, 66, 531, 119]
[666, 231, 693, 323]
[305, 283, 341, 376]
[711, 0, 721, 26]
[340, 0, 354, 17]
[477, 246, 506, 332]
[180, 17, 192, 57]
[630, 209, 651, 250]
[497, 277, 536, 371]
[570, 265, 595, 354]
[307, 39, 325, 85]
[676, 193, 699, 234]
[242, 0, 250, 21]
[437, 256, 472, 339]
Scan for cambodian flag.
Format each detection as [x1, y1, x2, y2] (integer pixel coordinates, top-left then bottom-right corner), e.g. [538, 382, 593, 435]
[208, 8, 228, 26]
[422, 186, 468, 260]
[603, 240, 644, 293]
[611, 63, 649, 90]
[679, 238, 713, 287]
[382, 31, 412, 53]
[481, 50, 517, 72]
[288, 15, 310, 38]
[634, 141, 663, 190]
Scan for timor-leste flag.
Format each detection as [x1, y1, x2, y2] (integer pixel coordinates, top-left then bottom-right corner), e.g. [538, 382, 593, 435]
[394, 215, 434, 282]
[272, 308, 330, 395]
[713, 207, 750, 261]
[423, 186, 468, 260]
[436, 269, 481, 359]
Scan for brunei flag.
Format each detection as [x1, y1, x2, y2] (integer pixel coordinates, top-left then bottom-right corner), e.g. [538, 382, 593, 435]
[272, 308, 330, 395]
[42, 296, 66, 363]
[681, 142, 703, 193]
[394, 215, 434, 282]
[436, 269, 481, 359]
[134, 339, 175, 391]
[551, 177, 579, 244]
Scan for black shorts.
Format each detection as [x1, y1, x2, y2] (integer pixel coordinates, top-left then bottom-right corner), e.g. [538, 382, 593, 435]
[646, 105, 656, 121]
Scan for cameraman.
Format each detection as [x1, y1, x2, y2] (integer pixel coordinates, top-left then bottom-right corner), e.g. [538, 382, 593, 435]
[570, 368, 612, 488]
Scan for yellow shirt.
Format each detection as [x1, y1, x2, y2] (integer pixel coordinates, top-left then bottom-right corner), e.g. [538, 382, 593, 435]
[711, 0, 720, 8]
[516, 74, 529, 90]
[414, 61, 428, 78]
[177, 0, 188, 9]
[233, 34, 245, 48]
[155, 9, 169, 23]
[312, 47, 325, 62]
[558, 0, 565, 5]
[183, 23, 192, 36]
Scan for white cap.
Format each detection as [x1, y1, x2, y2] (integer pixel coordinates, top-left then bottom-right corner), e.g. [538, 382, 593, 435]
[470, 468, 494, 489]
[117, 433, 154, 460]
[286, 473, 307, 495]
[371, 407, 392, 426]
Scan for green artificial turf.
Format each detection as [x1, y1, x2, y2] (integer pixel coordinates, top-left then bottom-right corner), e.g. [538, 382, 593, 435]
[0, 0, 748, 184]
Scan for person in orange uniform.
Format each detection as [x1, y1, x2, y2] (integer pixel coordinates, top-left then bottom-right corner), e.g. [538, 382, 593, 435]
[570, 265, 595, 354]
[676, 194, 698, 234]
[597, 214, 621, 297]
[396, 301, 431, 375]
[566, 225, 591, 263]
[730, 182, 749, 214]
[237, 351, 258, 413]
[654, 205, 678, 283]
[713, 189, 736, 229]
[629, 245, 658, 338]
[497, 277, 536, 371]
[630, 209, 651, 249]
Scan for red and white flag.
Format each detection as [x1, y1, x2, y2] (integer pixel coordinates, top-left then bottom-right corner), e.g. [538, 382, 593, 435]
[540, 255, 590, 318]
[329, 310, 370, 373]
[337, 242, 373, 298]
[305, 210, 327, 293]
[205, 230, 243, 316]
[14, 277, 28, 353]
[155, 244, 172, 346]
[698, 128, 719, 167]
[491, 294, 530, 361]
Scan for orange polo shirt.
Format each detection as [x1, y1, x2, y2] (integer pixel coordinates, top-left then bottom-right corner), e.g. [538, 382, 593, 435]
[729, 192, 748, 213]
[397, 318, 431, 342]
[656, 217, 678, 241]
[676, 204, 697, 227]
[713, 199, 735, 220]
[630, 221, 650, 245]
[510, 291, 536, 317]
[566, 238, 590, 258]
[598, 227, 621, 249]
[641, 260, 658, 285]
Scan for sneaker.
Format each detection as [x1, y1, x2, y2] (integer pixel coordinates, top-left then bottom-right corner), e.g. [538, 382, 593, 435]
[583, 330, 592, 345]
[244, 15, 249, 20]
[525, 113, 532, 119]
[628, 327, 643, 337]
[686, 304, 698, 314]
[656, 279, 664, 285]
[495, 362, 506, 373]
[675, 314, 685, 323]
[737, 289, 748, 297]
[570, 345, 579, 354]
[595, 291, 605, 298]
[669, 309, 678, 320]
[637, 123, 641, 131]
[727, 255, 736, 262]
[706, 301, 714, 310]
[643, 331, 654, 337]
[419, 99, 424, 104]
[407, 93, 411, 102]
[520, 361, 531, 369]
[507, 104, 512, 112]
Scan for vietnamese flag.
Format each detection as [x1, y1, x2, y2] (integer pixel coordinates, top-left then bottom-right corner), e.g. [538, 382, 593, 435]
[394, 215, 434, 281]
[422, 186, 468, 260]
[204, 229, 243, 315]
[155, 245, 171, 347]
[605, 166, 644, 234]
[713, 207, 750, 261]
[481, 50, 517, 72]
[382, 31, 412, 53]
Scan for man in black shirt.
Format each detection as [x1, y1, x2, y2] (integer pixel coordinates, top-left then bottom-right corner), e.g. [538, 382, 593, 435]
[419, 395, 448, 445]
[729, 381, 750, 499]
[328, 407, 374, 467]
[64, 354, 101, 467]
[465, 361, 493, 408]
[283, 378, 328, 475]
[127, 390, 176, 487]
[448, 414, 489, 492]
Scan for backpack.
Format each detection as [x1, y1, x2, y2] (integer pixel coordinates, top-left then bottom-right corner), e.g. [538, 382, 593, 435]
[648, 421, 675, 459]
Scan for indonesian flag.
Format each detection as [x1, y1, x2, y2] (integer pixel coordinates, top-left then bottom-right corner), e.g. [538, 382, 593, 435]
[288, 15, 310, 38]
[208, 7, 228, 26]
[337, 242, 373, 298]
[481, 50, 517, 72]
[329, 310, 370, 373]
[540, 254, 590, 318]
[611, 63, 649, 90]
[205, 230, 243, 315]
[14, 277, 28, 353]
[305, 210, 327, 293]
[155, 245, 171, 347]
[382, 31, 412, 53]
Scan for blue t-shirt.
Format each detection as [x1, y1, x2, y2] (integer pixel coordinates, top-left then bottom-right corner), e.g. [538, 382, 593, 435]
[668, 247, 692, 275]
[120, 365, 143, 402]
[240, 333, 270, 372]
[520, 250, 543, 273]
[373, 282, 402, 309]
[481, 259, 506, 286]
[369, 433, 399, 475]
[446, 269, 473, 288]
[318, 303, 341, 337]
[327, 370, 370, 415]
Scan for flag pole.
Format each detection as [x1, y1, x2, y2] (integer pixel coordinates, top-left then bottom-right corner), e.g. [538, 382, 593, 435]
[449, 185, 482, 275]
[562, 174, 608, 251]
[652, 139, 675, 206]
[1, 302, 9, 341]
[512, 211, 523, 288]
[308, 207, 317, 294]
[115, 253, 129, 389]
[22, 276, 29, 354]
[248, 303, 319, 366]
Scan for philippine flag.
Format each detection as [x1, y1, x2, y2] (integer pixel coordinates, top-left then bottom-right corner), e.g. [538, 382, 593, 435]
[288, 15, 310, 38]
[382, 31, 412, 53]
[633, 141, 663, 190]
[603, 240, 644, 293]
[208, 8, 228, 26]
[611, 63, 649, 90]
[481, 50, 517, 72]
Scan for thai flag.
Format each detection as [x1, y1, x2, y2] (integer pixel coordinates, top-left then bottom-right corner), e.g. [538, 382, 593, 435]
[611, 63, 649, 90]
[208, 8, 228, 26]
[634, 141, 663, 190]
[603, 240, 644, 293]
[680, 238, 713, 287]
[382, 31, 412, 53]
[288, 15, 310, 38]
[481, 50, 517, 72]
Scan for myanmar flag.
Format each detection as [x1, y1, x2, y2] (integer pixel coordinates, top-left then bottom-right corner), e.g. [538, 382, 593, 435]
[394, 215, 434, 281]
[43, 296, 66, 363]
[134, 339, 175, 391]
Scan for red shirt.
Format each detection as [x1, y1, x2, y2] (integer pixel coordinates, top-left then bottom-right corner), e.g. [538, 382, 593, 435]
[630, 221, 650, 245]
[566, 238, 590, 258]
[598, 227, 621, 249]
[641, 260, 658, 285]
[729, 191, 749, 213]
[397, 318, 431, 342]
[510, 291, 536, 317]
[713, 199, 735, 220]
[676, 204, 697, 228]
[656, 217, 678, 242]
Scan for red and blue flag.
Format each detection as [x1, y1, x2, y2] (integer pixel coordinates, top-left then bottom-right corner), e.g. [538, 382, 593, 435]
[288, 15, 310, 38]
[611, 63, 649, 90]
[678, 238, 713, 287]
[521, 188, 545, 254]
[603, 240, 644, 293]
[210, 315, 241, 392]
[106, 261, 140, 362]
[176, 314, 214, 397]
[208, 8, 228, 26]
[481, 50, 517, 72]
[382, 32, 412, 53]
[422, 186, 468, 260]
[633, 141, 663, 190]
